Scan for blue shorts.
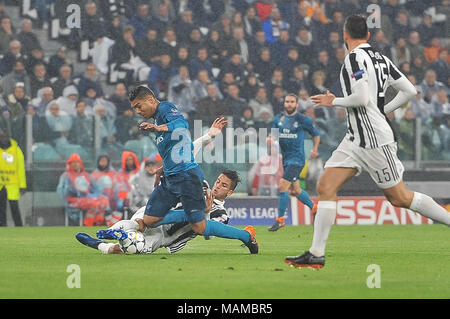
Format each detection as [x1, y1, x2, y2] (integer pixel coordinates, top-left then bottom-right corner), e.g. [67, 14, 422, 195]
[282, 164, 303, 182]
[144, 166, 206, 224]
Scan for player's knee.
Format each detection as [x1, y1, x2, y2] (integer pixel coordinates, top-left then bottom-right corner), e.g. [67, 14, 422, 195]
[316, 180, 335, 198]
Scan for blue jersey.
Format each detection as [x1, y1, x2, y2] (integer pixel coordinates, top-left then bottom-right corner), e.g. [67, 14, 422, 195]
[272, 112, 320, 166]
[152, 101, 197, 175]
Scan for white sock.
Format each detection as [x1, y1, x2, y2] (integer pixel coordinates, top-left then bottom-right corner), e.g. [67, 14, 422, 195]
[309, 201, 337, 257]
[409, 192, 450, 226]
[98, 243, 115, 254]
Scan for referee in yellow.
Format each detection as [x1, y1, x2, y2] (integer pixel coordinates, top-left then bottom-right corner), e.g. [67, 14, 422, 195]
[0, 128, 26, 226]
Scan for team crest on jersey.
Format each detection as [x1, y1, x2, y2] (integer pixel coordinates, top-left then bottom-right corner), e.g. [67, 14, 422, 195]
[293, 121, 298, 128]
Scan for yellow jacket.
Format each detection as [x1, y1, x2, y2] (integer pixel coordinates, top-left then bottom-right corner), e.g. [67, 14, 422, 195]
[0, 139, 26, 200]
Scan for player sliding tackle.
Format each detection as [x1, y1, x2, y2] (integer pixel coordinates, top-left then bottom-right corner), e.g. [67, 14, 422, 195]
[76, 117, 251, 254]
[130, 88, 258, 253]
[284, 14, 450, 269]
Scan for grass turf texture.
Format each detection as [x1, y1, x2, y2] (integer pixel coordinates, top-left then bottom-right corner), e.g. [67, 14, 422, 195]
[1, 225, 448, 299]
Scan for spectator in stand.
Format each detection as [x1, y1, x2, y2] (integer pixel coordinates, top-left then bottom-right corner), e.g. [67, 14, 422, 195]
[115, 151, 140, 213]
[311, 49, 339, 87]
[212, 13, 233, 45]
[77, 63, 104, 99]
[390, 37, 411, 66]
[287, 65, 310, 96]
[250, 136, 283, 196]
[68, 100, 94, 150]
[281, 46, 301, 81]
[407, 31, 424, 62]
[370, 29, 391, 58]
[196, 82, 229, 119]
[270, 29, 293, 67]
[253, 47, 276, 83]
[126, 3, 154, 41]
[297, 88, 313, 112]
[189, 46, 214, 81]
[392, 10, 411, 41]
[25, 47, 47, 75]
[191, 0, 225, 28]
[218, 53, 246, 83]
[81, 1, 106, 44]
[327, 107, 347, 146]
[205, 28, 227, 68]
[429, 49, 449, 85]
[173, 45, 191, 69]
[265, 68, 286, 100]
[0, 16, 15, 56]
[115, 107, 141, 145]
[128, 153, 162, 213]
[397, 107, 416, 160]
[0, 59, 31, 98]
[0, 40, 25, 76]
[104, 13, 123, 41]
[421, 69, 448, 103]
[223, 83, 247, 122]
[108, 82, 131, 115]
[229, 26, 250, 64]
[410, 85, 432, 120]
[262, 7, 290, 44]
[47, 47, 72, 79]
[174, 9, 195, 44]
[95, 104, 123, 159]
[185, 28, 205, 61]
[243, 5, 262, 37]
[191, 69, 215, 102]
[416, 14, 440, 46]
[30, 63, 52, 98]
[147, 53, 177, 99]
[431, 90, 450, 118]
[159, 28, 179, 61]
[248, 30, 269, 65]
[16, 19, 41, 57]
[5, 82, 29, 118]
[424, 36, 443, 64]
[45, 102, 73, 147]
[308, 6, 329, 46]
[30, 86, 54, 116]
[136, 28, 161, 67]
[152, 2, 172, 35]
[56, 153, 109, 226]
[293, 27, 316, 66]
[240, 73, 261, 101]
[55, 85, 79, 116]
[411, 56, 426, 83]
[324, 31, 341, 59]
[52, 64, 74, 98]
[270, 85, 285, 115]
[249, 86, 274, 120]
[310, 70, 328, 96]
[168, 65, 196, 118]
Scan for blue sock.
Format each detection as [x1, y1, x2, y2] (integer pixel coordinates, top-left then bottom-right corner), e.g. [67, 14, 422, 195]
[203, 220, 250, 243]
[297, 190, 314, 209]
[278, 191, 290, 218]
[156, 209, 187, 227]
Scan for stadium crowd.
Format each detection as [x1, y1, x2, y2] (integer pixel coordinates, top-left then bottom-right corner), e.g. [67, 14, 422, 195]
[0, 0, 448, 183]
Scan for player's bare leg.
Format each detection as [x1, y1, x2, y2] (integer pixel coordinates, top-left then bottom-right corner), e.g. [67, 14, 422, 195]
[142, 215, 163, 230]
[284, 167, 357, 268]
[383, 181, 450, 225]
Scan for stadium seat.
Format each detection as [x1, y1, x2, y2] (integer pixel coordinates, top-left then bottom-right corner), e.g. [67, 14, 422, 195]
[32, 143, 62, 162]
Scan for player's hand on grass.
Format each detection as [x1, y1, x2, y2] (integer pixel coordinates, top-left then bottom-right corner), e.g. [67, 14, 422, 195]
[311, 90, 335, 107]
[207, 117, 228, 138]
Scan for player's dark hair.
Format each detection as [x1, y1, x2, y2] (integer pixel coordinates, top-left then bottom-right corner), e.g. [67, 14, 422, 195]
[222, 169, 240, 191]
[128, 85, 155, 102]
[344, 14, 368, 40]
[285, 93, 298, 102]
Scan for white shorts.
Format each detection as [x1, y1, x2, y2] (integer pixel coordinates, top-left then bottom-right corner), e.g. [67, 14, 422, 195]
[324, 138, 404, 189]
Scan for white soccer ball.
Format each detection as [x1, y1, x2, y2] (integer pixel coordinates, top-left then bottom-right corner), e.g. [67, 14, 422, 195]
[119, 231, 146, 254]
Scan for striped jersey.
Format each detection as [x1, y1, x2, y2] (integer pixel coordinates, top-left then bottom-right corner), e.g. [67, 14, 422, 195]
[340, 43, 404, 149]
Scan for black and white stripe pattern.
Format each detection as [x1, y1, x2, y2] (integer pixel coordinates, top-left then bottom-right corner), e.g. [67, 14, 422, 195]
[340, 43, 403, 149]
[381, 145, 400, 181]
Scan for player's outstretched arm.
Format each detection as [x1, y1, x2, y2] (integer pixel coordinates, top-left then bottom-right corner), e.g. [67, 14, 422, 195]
[383, 76, 417, 114]
[193, 117, 228, 156]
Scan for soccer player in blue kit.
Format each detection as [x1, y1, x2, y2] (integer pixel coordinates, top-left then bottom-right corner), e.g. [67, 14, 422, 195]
[268, 94, 321, 232]
[129, 86, 258, 253]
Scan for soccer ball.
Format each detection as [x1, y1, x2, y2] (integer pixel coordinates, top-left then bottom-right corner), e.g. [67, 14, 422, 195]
[119, 231, 146, 254]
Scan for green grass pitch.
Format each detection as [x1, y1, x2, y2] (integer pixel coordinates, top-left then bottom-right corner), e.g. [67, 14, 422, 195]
[1, 225, 449, 299]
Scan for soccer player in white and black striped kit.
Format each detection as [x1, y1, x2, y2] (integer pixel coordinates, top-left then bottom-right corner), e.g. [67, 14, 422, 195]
[284, 15, 450, 269]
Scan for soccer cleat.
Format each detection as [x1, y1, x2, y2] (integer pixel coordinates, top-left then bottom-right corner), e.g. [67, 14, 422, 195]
[96, 228, 128, 241]
[243, 226, 258, 254]
[311, 203, 318, 223]
[268, 217, 286, 232]
[76, 233, 105, 250]
[284, 251, 325, 269]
